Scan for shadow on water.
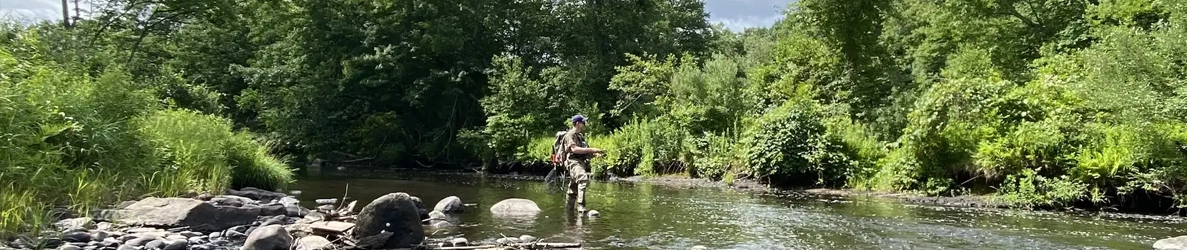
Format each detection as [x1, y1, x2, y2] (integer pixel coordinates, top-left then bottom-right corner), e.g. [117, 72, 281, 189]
[286, 167, 1187, 250]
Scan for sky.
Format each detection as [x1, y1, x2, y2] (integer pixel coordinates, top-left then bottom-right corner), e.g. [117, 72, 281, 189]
[0, 0, 794, 31]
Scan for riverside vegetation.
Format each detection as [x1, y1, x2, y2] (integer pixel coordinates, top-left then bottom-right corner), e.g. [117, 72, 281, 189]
[3, 0, 1187, 238]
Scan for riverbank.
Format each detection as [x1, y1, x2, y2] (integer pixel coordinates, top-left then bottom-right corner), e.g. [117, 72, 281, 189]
[0, 186, 584, 250]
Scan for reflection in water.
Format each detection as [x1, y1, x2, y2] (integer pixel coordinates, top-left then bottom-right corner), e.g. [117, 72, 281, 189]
[287, 171, 1187, 250]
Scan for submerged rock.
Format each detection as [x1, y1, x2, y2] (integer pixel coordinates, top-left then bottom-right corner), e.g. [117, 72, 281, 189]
[114, 197, 259, 232]
[241, 225, 292, 250]
[353, 193, 425, 248]
[489, 198, 541, 216]
[434, 196, 464, 214]
[1155, 236, 1187, 250]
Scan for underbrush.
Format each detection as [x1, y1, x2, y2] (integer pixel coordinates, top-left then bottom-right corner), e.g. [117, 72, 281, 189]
[0, 28, 292, 237]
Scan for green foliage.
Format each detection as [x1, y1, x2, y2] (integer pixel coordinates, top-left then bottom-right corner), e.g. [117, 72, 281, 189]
[0, 27, 291, 237]
[742, 100, 853, 186]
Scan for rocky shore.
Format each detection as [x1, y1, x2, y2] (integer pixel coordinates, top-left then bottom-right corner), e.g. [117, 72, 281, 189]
[1, 187, 580, 250]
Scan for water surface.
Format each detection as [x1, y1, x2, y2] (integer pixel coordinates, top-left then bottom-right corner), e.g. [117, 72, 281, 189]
[288, 170, 1187, 249]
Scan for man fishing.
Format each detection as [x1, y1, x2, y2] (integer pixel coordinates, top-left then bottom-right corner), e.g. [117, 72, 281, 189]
[561, 114, 603, 213]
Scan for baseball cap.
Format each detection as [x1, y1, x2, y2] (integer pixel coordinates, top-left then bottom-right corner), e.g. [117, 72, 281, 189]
[572, 114, 586, 124]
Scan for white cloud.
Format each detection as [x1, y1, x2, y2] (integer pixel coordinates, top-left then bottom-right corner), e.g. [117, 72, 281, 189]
[704, 0, 794, 31]
[711, 14, 783, 31]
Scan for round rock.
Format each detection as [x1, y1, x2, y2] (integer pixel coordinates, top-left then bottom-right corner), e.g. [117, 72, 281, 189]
[433, 196, 464, 213]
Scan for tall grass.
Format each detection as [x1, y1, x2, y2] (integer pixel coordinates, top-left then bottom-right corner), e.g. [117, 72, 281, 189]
[0, 27, 293, 238]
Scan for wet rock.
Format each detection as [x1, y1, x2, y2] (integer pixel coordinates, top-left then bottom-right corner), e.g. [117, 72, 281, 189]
[189, 244, 212, 250]
[259, 215, 287, 227]
[278, 197, 300, 207]
[226, 188, 286, 203]
[55, 217, 95, 232]
[449, 237, 468, 247]
[179, 231, 202, 238]
[295, 236, 332, 250]
[67, 242, 89, 247]
[519, 235, 536, 243]
[427, 211, 448, 222]
[187, 236, 205, 245]
[433, 196, 464, 214]
[100, 237, 121, 247]
[209, 195, 256, 207]
[1155, 236, 1187, 250]
[489, 198, 541, 216]
[208, 232, 221, 238]
[353, 193, 424, 248]
[241, 225, 292, 250]
[59, 244, 82, 250]
[114, 197, 260, 232]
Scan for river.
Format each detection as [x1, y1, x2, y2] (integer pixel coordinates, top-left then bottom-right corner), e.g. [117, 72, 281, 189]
[288, 169, 1187, 249]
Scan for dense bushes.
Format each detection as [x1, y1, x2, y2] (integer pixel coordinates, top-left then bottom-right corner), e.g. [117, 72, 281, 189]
[504, 0, 1187, 212]
[0, 28, 292, 236]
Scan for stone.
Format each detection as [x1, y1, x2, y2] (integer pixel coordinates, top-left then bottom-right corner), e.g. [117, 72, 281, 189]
[294, 236, 332, 250]
[145, 239, 165, 249]
[189, 244, 212, 250]
[433, 196, 464, 214]
[226, 188, 286, 203]
[209, 195, 256, 207]
[179, 231, 202, 238]
[258, 204, 287, 217]
[63, 231, 93, 242]
[489, 198, 541, 216]
[114, 197, 260, 232]
[278, 197, 300, 207]
[449, 237, 468, 247]
[519, 235, 536, 243]
[314, 199, 337, 205]
[125, 236, 156, 247]
[55, 217, 95, 232]
[165, 235, 187, 242]
[588, 210, 601, 217]
[95, 222, 113, 231]
[309, 221, 354, 235]
[59, 244, 82, 250]
[208, 232, 221, 238]
[116, 244, 137, 250]
[427, 211, 447, 222]
[352, 193, 424, 248]
[285, 206, 309, 218]
[187, 236, 205, 245]
[100, 238, 121, 247]
[259, 215, 287, 227]
[691, 246, 708, 250]
[241, 225, 292, 250]
[1155, 236, 1187, 250]
[161, 240, 186, 250]
[92, 231, 109, 242]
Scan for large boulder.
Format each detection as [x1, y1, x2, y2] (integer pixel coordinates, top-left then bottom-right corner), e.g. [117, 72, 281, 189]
[1155, 236, 1187, 250]
[241, 225, 292, 250]
[353, 193, 424, 248]
[114, 197, 259, 232]
[226, 188, 286, 203]
[489, 198, 541, 216]
[433, 196, 464, 214]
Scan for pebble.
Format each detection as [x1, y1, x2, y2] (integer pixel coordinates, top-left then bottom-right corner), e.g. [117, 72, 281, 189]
[62, 231, 93, 242]
[208, 232, 221, 238]
[187, 236, 205, 244]
[519, 235, 536, 243]
[101, 238, 121, 247]
[165, 235, 187, 242]
[450, 238, 469, 247]
[117, 234, 138, 242]
[59, 244, 82, 250]
[145, 239, 165, 249]
[189, 244, 212, 250]
[162, 241, 187, 250]
[125, 236, 155, 247]
[95, 222, 113, 231]
[92, 231, 109, 242]
[691, 245, 708, 250]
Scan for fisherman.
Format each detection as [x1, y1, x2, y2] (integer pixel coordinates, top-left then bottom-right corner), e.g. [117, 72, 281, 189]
[562, 114, 603, 213]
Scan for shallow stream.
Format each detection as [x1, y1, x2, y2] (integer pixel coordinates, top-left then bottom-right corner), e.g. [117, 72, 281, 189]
[289, 169, 1187, 249]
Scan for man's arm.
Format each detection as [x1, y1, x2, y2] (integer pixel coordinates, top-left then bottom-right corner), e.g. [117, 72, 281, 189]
[568, 144, 602, 154]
